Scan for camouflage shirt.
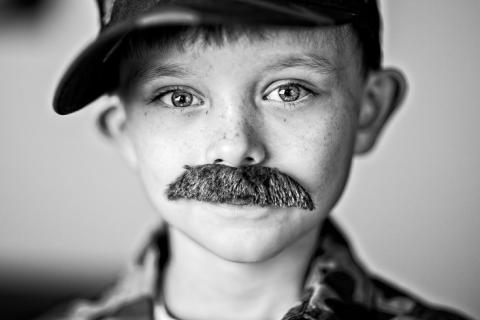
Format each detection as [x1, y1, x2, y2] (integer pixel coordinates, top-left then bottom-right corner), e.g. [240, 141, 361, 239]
[40, 218, 472, 320]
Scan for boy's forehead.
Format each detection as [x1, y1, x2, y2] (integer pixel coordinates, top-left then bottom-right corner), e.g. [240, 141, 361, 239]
[120, 26, 357, 82]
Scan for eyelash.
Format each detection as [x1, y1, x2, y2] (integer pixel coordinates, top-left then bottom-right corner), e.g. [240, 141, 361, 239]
[147, 81, 317, 109]
[148, 86, 176, 104]
[148, 86, 204, 107]
[263, 81, 317, 108]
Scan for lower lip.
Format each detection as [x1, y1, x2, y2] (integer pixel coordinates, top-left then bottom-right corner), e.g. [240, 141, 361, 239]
[197, 201, 274, 220]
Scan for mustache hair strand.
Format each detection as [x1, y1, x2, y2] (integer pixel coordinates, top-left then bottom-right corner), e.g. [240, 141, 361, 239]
[166, 164, 314, 211]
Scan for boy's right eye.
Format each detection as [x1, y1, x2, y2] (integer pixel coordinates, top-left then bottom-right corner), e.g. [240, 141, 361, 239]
[150, 87, 204, 108]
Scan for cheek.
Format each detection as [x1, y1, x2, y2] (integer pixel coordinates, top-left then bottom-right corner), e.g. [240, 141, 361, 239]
[271, 100, 356, 211]
[127, 109, 204, 207]
[311, 109, 355, 188]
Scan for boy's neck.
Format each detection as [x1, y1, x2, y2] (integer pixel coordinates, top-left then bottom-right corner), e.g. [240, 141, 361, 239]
[161, 225, 320, 320]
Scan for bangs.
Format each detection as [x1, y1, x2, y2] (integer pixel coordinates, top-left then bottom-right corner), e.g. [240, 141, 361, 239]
[117, 25, 270, 62]
[114, 24, 355, 63]
[109, 25, 271, 94]
[109, 23, 365, 97]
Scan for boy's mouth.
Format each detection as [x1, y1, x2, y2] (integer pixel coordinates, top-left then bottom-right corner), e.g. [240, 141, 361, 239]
[166, 164, 315, 211]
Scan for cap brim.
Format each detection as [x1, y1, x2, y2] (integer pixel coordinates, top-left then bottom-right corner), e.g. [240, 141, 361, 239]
[54, 2, 357, 115]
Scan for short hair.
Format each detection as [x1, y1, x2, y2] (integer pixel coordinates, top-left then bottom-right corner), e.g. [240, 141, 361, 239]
[350, 6, 382, 72]
[111, 18, 382, 93]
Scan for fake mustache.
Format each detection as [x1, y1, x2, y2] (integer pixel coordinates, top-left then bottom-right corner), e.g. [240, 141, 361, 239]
[166, 164, 314, 211]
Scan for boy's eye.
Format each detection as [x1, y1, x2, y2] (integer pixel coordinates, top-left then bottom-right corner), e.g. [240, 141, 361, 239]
[153, 89, 203, 108]
[264, 83, 313, 103]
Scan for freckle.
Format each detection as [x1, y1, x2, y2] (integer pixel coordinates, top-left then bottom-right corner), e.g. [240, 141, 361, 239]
[283, 118, 287, 123]
[144, 112, 147, 117]
[205, 110, 209, 115]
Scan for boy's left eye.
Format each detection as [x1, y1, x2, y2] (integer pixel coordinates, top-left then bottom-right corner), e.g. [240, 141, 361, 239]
[264, 83, 313, 104]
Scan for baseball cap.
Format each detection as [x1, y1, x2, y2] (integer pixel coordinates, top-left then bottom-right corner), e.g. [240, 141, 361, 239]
[53, 0, 379, 115]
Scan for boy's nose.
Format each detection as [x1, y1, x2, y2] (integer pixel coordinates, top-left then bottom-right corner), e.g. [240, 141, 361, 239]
[205, 111, 266, 167]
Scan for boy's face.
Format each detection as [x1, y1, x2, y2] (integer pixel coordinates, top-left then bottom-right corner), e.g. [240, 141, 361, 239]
[117, 27, 366, 262]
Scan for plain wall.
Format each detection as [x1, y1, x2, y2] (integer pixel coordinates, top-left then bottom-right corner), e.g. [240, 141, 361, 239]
[0, 0, 479, 318]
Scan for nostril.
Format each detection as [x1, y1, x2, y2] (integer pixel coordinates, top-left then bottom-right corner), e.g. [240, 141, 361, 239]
[245, 156, 254, 163]
[214, 159, 223, 164]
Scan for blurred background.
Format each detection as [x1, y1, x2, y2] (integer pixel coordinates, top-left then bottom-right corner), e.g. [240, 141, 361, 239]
[0, 0, 479, 319]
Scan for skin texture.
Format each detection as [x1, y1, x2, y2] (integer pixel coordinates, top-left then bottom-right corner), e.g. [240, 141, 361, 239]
[118, 28, 362, 262]
[101, 27, 406, 320]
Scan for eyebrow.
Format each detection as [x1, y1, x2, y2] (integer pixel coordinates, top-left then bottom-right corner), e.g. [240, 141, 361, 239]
[124, 53, 336, 86]
[265, 54, 337, 75]
[125, 63, 192, 86]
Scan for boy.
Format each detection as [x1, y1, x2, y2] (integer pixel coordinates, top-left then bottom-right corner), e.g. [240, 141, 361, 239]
[45, 0, 472, 319]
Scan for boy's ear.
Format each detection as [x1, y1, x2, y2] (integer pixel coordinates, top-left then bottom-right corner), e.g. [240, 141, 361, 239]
[95, 95, 138, 169]
[354, 68, 407, 154]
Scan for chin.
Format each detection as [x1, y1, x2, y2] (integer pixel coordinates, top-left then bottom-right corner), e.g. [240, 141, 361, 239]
[186, 209, 319, 263]
[156, 198, 325, 263]
[198, 230, 293, 263]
